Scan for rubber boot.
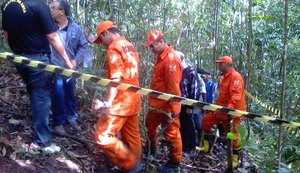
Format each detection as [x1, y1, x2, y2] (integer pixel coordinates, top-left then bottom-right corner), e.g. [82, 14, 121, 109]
[195, 134, 216, 153]
[232, 148, 241, 169]
[232, 154, 239, 169]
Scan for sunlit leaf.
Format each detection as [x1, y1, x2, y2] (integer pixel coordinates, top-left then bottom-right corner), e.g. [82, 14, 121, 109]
[226, 132, 238, 140]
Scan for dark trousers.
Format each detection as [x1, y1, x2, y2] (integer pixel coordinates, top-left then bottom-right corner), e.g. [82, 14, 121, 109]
[179, 106, 197, 151]
[14, 54, 53, 147]
[52, 74, 78, 126]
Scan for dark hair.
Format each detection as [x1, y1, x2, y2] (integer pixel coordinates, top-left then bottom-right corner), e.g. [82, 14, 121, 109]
[107, 27, 120, 34]
[197, 68, 210, 75]
[56, 0, 70, 17]
[101, 27, 120, 36]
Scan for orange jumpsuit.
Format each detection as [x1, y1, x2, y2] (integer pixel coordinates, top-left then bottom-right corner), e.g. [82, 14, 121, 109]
[94, 36, 142, 171]
[146, 46, 183, 163]
[202, 68, 246, 149]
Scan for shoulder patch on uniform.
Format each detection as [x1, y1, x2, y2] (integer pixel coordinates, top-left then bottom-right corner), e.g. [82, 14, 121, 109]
[169, 64, 177, 71]
[233, 80, 240, 89]
[168, 53, 175, 60]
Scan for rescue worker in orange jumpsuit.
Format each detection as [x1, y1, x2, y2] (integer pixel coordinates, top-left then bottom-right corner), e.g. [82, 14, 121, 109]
[92, 21, 142, 173]
[144, 30, 183, 172]
[201, 56, 246, 168]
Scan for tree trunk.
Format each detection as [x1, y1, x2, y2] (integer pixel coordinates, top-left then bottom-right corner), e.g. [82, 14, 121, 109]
[212, 0, 219, 80]
[278, 0, 289, 167]
[246, 0, 253, 109]
[76, 0, 80, 17]
[162, 0, 167, 33]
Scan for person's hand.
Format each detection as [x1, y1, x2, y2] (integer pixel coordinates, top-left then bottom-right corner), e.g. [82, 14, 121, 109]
[166, 112, 176, 123]
[92, 99, 104, 112]
[92, 99, 111, 118]
[99, 107, 110, 116]
[64, 60, 74, 69]
[185, 108, 193, 115]
[98, 102, 111, 119]
[71, 59, 77, 69]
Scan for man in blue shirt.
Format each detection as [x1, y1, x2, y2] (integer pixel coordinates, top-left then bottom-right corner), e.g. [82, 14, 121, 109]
[202, 74, 218, 104]
[50, 0, 92, 134]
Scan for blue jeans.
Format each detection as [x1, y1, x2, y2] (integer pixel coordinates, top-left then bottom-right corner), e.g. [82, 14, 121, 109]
[193, 112, 204, 130]
[51, 74, 78, 126]
[14, 54, 53, 147]
[179, 106, 197, 151]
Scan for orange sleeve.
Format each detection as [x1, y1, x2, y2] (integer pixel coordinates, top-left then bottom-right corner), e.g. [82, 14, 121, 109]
[106, 49, 124, 79]
[228, 75, 243, 108]
[163, 58, 182, 113]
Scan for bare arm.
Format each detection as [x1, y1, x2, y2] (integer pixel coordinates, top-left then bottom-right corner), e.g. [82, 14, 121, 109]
[46, 32, 74, 69]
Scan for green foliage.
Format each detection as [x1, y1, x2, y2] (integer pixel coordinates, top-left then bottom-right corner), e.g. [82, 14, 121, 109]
[226, 124, 248, 148]
[245, 125, 279, 171]
[226, 132, 237, 140]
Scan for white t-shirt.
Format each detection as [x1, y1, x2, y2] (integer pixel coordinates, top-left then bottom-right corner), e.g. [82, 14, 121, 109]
[198, 74, 206, 102]
[198, 74, 206, 94]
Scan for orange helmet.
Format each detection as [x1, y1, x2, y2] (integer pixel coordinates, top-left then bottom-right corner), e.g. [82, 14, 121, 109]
[215, 56, 233, 64]
[143, 29, 164, 47]
[93, 20, 117, 44]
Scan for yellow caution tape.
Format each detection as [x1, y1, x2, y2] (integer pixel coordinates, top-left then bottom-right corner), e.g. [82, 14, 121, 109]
[245, 91, 281, 115]
[1, 52, 300, 128]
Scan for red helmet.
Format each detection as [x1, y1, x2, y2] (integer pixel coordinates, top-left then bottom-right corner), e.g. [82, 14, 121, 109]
[143, 30, 163, 47]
